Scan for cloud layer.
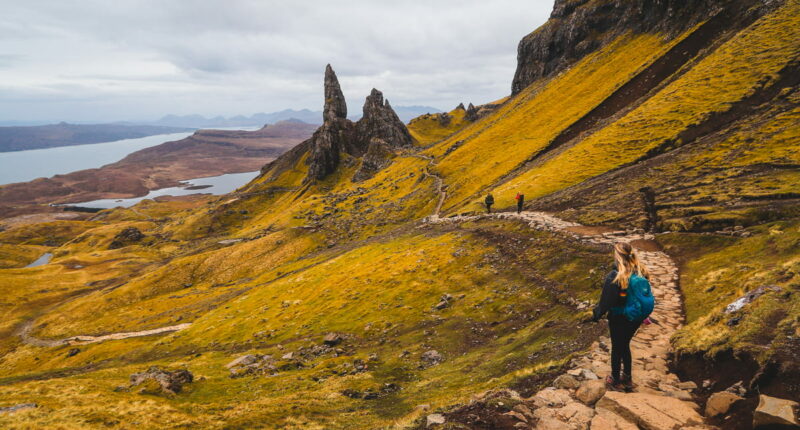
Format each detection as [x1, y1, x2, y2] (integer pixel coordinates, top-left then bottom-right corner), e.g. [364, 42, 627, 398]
[0, 0, 553, 122]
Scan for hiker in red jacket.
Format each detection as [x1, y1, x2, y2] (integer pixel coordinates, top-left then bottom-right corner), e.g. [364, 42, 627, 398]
[515, 192, 525, 214]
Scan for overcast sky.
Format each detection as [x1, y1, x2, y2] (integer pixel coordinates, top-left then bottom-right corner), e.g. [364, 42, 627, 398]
[0, 1, 553, 123]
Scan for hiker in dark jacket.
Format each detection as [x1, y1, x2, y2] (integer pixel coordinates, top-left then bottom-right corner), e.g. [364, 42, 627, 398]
[484, 193, 494, 213]
[515, 193, 525, 214]
[592, 242, 649, 391]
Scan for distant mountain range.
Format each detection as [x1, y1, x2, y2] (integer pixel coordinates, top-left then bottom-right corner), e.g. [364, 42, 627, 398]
[133, 105, 443, 128]
[0, 123, 193, 153]
[0, 106, 442, 152]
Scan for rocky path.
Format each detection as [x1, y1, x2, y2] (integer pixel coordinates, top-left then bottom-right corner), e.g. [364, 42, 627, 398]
[427, 211, 713, 429]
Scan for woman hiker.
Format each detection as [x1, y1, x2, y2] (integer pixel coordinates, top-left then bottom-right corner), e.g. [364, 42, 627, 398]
[515, 192, 525, 214]
[592, 242, 655, 391]
[484, 193, 494, 213]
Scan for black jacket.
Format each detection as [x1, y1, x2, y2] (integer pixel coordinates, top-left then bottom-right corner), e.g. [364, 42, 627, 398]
[592, 270, 625, 321]
[485, 195, 494, 205]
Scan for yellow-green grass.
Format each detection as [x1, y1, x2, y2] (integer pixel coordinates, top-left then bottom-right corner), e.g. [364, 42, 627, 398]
[407, 107, 469, 146]
[492, 1, 800, 210]
[547, 91, 800, 229]
[0, 221, 608, 429]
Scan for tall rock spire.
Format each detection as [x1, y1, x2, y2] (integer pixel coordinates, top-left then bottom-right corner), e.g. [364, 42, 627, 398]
[356, 88, 412, 149]
[323, 64, 347, 122]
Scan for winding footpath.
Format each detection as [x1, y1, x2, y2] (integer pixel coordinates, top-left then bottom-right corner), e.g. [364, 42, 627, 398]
[427, 211, 713, 430]
[19, 321, 190, 347]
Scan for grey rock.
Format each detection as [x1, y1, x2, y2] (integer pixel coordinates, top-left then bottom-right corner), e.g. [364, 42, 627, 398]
[753, 394, 799, 428]
[129, 366, 193, 395]
[426, 413, 446, 427]
[323, 332, 343, 346]
[323, 64, 347, 122]
[0, 403, 37, 414]
[554, 374, 580, 389]
[705, 391, 742, 417]
[421, 350, 443, 365]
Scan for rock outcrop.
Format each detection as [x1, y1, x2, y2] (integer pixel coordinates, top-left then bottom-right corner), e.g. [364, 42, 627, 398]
[511, 0, 731, 93]
[129, 366, 193, 395]
[355, 89, 412, 150]
[108, 227, 145, 249]
[465, 103, 479, 122]
[303, 65, 413, 183]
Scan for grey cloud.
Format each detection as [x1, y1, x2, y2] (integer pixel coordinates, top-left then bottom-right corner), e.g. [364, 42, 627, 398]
[0, 0, 553, 122]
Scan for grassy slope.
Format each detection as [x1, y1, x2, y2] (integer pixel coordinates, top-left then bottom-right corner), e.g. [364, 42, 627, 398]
[0, 221, 608, 429]
[429, 32, 678, 212]
[492, 1, 800, 210]
[407, 107, 469, 146]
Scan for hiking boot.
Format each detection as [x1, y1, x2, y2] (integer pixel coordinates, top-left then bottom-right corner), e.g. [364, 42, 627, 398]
[620, 374, 635, 392]
[605, 375, 626, 392]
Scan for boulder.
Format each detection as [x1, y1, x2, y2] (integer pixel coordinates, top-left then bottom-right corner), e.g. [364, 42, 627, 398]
[426, 413, 446, 427]
[597, 391, 704, 430]
[704, 391, 742, 417]
[554, 374, 580, 389]
[531, 388, 572, 408]
[753, 394, 799, 428]
[323, 332, 343, 346]
[226, 354, 259, 369]
[724, 285, 781, 313]
[421, 350, 443, 365]
[129, 366, 193, 395]
[576, 379, 606, 405]
[582, 369, 599, 380]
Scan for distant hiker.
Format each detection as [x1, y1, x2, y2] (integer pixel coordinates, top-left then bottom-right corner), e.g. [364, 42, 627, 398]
[592, 242, 655, 392]
[515, 192, 525, 214]
[484, 193, 494, 213]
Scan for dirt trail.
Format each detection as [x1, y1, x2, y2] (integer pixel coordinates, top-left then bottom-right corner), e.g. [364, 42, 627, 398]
[427, 211, 714, 429]
[19, 321, 190, 347]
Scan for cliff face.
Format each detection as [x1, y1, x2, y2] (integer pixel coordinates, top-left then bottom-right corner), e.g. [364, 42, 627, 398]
[303, 65, 412, 183]
[511, 0, 730, 94]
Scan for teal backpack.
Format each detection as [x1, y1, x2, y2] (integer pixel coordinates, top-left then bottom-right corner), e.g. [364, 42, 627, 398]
[623, 273, 655, 322]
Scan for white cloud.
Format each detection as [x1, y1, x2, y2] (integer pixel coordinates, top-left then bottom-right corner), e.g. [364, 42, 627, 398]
[0, 0, 553, 122]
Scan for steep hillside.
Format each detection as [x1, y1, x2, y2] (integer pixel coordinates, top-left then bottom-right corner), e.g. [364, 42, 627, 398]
[0, 0, 798, 429]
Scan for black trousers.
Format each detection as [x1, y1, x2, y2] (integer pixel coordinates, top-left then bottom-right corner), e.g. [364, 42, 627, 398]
[608, 313, 642, 381]
[485, 203, 492, 213]
[517, 201, 523, 213]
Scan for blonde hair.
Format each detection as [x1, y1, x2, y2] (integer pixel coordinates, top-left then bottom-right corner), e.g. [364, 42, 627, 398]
[613, 242, 648, 289]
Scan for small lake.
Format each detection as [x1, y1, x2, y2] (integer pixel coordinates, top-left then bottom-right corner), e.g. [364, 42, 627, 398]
[0, 132, 194, 185]
[0, 126, 261, 186]
[25, 252, 52, 268]
[69, 171, 260, 209]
